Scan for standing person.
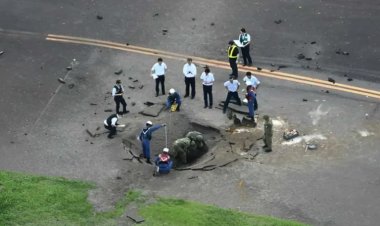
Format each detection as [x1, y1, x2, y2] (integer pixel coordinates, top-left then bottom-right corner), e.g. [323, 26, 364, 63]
[245, 82, 256, 120]
[239, 28, 253, 66]
[263, 115, 273, 152]
[112, 80, 129, 115]
[183, 58, 197, 99]
[166, 88, 181, 111]
[139, 121, 166, 164]
[200, 67, 214, 109]
[243, 71, 260, 110]
[227, 40, 239, 78]
[151, 58, 167, 97]
[223, 76, 241, 114]
[104, 113, 124, 139]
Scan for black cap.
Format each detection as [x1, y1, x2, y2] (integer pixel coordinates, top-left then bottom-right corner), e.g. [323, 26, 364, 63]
[246, 72, 252, 76]
[116, 79, 121, 84]
[241, 28, 246, 32]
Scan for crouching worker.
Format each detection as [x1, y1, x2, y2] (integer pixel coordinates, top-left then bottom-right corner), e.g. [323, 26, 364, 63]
[154, 148, 173, 176]
[104, 113, 125, 139]
[166, 88, 181, 111]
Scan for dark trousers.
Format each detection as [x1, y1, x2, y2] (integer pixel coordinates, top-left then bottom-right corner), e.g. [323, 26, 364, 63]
[241, 44, 252, 65]
[229, 58, 238, 78]
[184, 77, 196, 98]
[114, 96, 127, 114]
[223, 91, 241, 113]
[104, 125, 116, 138]
[155, 75, 165, 95]
[203, 85, 213, 107]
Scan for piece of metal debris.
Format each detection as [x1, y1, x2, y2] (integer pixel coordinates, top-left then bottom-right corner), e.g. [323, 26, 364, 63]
[58, 78, 66, 84]
[66, 66, 72, 71]
[0, 50, 4, 56]
[96, 15, 103, 20]
[104, 109, 113, 112]
[114, 69, 123, 75]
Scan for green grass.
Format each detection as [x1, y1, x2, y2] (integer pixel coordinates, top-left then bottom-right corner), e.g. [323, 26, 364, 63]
[0, 171, 308, 226]
[139, 198, 308, 226]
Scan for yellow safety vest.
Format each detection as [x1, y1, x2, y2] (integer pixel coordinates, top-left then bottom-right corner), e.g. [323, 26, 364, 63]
[228, 45, 238, 58]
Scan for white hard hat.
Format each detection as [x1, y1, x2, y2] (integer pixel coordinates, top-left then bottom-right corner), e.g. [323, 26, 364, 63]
[246, 81, 252, 86]
[146, 121, 153, 126]
[169, 88, 175, 94]
[163, 148, 169, 153]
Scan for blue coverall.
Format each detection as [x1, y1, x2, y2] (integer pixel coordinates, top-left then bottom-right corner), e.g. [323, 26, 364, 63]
[139, 125, 164, 160]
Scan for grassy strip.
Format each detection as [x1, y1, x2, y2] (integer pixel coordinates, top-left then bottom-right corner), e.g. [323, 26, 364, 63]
[139, 198, 308, 226]
[0, 171, 308, 226]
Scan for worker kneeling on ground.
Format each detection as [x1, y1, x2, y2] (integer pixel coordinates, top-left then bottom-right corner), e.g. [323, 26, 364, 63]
[166, 88, 181, 111]
[154, 148, 173, 176]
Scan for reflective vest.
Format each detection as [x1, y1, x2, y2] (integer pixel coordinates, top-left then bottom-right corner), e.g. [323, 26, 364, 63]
[114, 85, 123, 94]
[228, 45, 238, 59]
[239, 33, 249, 45]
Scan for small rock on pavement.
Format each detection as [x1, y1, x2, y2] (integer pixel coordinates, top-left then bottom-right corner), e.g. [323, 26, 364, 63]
[66, 66, 72, 71]
[0, 50, 5, 56]
[297, 53, 305, 60]
[139, 85, 144, 89]
[327, 77, 336, 84]
[114, 69, 123, 75]
[104, 109, 113, 112]
[153, 13, 159, 17]
[58, 78, 66, 84]
[210, 22, 215, 26]
[96, 15, 103, 20]
[131, 102, 136, 106]
[128, 85, 135, 89]
[347, 78, 353, 81]
[302, 98, 308, 102]
[274, 19, 282, 24]
[310, 41, 317, 44]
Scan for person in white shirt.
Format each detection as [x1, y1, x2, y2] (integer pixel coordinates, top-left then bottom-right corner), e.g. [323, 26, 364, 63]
[104, 113, 124, 139]
[200, 67, 215, 109]
[242, 71, 260, 88]
[151, 58, 167, 97]
[223, 76, 242, 113]
[182, 58, 197, 99]
[239, 28, 253, 66]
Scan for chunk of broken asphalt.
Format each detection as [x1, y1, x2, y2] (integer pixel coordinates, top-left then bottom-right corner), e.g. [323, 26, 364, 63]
[192, 18, 196, 21]
[310, 41, 317, 44]
[144, 101, 155, 106]
[210, 22, 215, 26]
[297, 53, 305, 60]
[274, 19, 282, 24]
[336, 49, 350, 55]
[128, 77, 133, 80]
[131, 102, 136, 106]
[139, 85, 144, 89]
[96, 15, 103, 20]
[104, 109, 113, 112]
[66, 66, 72, 71]
[302, 98, 308, 102]
[153, 13, 159, 17]
[133, 79, 139, 82]
[347, 78, 353, 81]
[58, 78, 66, 84]
[277, 65, 287, 70]
[128, 85, 135, 89]
[305, 57, 312, 61]
[114, 69, 123, 75]
[257, 67, 262, 71]
[0, 50, 4, 55]
[162, 29, 168, 32]
[327, 77, 336, 84]
[90, 103, 97, 106]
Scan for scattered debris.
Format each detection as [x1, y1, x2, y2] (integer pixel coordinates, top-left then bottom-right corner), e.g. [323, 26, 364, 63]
[126, 211, 144, 224]
[270, 63, 275, 66]
[139, 85, 144, 89]
[233, 115, 241, 125]
[86, 129, 95, 138]
[315, 51, 321, 55]
[305, 57, 312, 61]
[90, 103, 97, 106]
[277, 65, 287, 70]
[162, 29, 168, 33]
[192, 17, 196, 21]
[274, 19, 282, 24]
[133, 79, 139, 82]
[66, 66, 72, 71]
[347, 78, 353, 81]
[283, 129, 299, 140]
[306, 143, 318, 150]
[310, 41, 317, 44]
[302, 98, 308, 102]
[116, 176, 122, 180]
[335, 49, 350, 55]
[153, 13, 159, 17]
[68, 83, 75, 89]
[24, 133, 28, 136]
[297, 53, 305, 60]
[128, 77, 133, 80]
[144, 101, 154, 106]
[210, 22, 215, 26]
[358, 130, 374, 137]
[104, 109, 113, 112]
[96, 15, 103, 20]
[282, 134, 326, 145]
[365, 113, 369, 119]
[0, 50, 4, 56]
[188, 176, 198, 180]
[126, 43, 129, 46]
[128, 85, 135, 89]
[257, 67, 262, 71]
[327, 77, 336, 84]
[114, 69, 123, 75]
[131, 102, 136, 106]
[325, 90, 330, 93]
[58, 78, 66, 84]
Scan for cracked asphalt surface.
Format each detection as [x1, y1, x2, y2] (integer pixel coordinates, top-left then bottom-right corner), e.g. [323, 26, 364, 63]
[1, 1, 380, 226]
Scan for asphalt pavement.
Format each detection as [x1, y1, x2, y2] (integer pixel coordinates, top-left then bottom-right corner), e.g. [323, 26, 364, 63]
[1, 1, 380, 226]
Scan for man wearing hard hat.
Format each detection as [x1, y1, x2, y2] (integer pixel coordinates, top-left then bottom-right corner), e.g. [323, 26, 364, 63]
[139, 121, 166, 164]
[166, 88, 182, 112]
[154, 147, 173, 175]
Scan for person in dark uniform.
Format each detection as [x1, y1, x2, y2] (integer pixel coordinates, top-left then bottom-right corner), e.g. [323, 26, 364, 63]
[103, 113, 124, 139]
[239, 28, 253, 66]
[263, 115, 273, 152]
[112, 80, 129, 115]
[227, 40, 239, 78]
[139, 121, 166, 164]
